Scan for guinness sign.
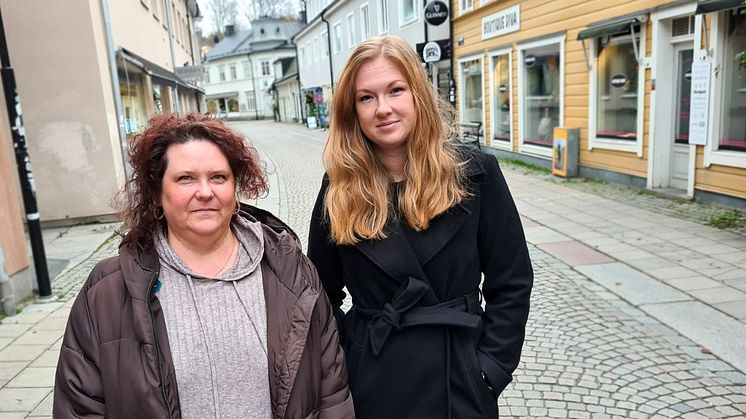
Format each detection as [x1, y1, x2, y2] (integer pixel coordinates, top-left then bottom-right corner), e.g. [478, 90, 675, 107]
[424, 1, 449, 26]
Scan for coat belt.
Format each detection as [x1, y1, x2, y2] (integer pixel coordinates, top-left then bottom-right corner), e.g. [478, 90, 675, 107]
[355, 277, 482, 357]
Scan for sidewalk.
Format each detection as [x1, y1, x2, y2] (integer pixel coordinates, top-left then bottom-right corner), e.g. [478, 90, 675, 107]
[0, 121, 744, 417]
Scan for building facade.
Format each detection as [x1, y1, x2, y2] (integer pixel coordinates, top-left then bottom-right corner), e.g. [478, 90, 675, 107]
[0, 0, 203, 305]
[294, 0, 453, 128]
[1, 0, 203, 224]
[271, 57, 303, 123]
[452, 0, 746, 206]
[202, 19, 303, 120]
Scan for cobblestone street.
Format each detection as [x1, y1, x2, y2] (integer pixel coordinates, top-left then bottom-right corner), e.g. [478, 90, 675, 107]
[1, 120, 744, 418]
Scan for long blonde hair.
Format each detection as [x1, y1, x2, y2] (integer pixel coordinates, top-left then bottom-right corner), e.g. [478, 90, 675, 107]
[323, 35, 467, 245]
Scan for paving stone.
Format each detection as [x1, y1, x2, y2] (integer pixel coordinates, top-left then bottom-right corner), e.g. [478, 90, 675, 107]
[0, 344, 46, 362]
[28, 391, 53, 416]
[5, 367, 55, 388]
[0, 388, 49, 412]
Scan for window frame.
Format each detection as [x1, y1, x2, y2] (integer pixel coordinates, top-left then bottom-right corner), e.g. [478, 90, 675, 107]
[261, 61, 271, 76]
[399, 0, 419, 27]
[488, 48, 513, 150]
[517, 34, 565, 158]
[218, 65, 226, 82]
[243, 61, 251, 79]
[361, 3, 371, 40]
[587, 26, 646, 157]
[458, 53, 486, 142]
[459, 0, 473, 16]
[703, 9, 746, 168]
[347, 12, 356, 48]
[229, 64, 237, 80]
[377, 0, 389, 35]
[322, 31, 330, 57]
[333, 21, 344, 54]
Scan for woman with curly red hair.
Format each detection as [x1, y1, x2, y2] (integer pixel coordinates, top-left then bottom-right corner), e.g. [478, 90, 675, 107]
[54, 113, 353, 418]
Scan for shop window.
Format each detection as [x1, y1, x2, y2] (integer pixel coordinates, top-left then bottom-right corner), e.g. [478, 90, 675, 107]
[400, 0, 418, 26]
[519, 41, 561, 148]
[594, 29, 640, 141]
[333, 22, 343, 53]
[459, 57, 483, 126]
[118, 70, 147, 136]
[227, 97, 239, 113]
[377, 0, 389, 34]
[490, 51, 511, 144]
[347, 13, 356, 47]
[719, 9, 745, 152]
[361, 4, 371, 39]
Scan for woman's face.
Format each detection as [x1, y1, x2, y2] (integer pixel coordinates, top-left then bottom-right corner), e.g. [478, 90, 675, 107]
[160, 140, 236, 243]
[354, 56, 416, 156]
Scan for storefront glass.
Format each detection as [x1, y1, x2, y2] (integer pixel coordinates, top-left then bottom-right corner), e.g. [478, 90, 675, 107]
[720, 9, 745, 152]
[492, 54, 511, 142]
[522, 44, 560, 147]
[118, 70, 147, 137]
[460, 58, 483, 124]
[596, 31, 639, 140]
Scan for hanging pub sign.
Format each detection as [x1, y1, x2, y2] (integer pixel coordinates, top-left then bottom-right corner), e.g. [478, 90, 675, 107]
[416, 39, 451, 63]
[424, 1, 449, 26]
[610, 74, 628, 88]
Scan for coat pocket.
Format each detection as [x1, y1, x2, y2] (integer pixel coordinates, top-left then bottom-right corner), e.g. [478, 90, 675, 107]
[462, 338, 499, 418]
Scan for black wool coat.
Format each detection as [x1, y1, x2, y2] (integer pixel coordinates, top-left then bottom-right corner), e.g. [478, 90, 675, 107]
[308, 149, 533, 419]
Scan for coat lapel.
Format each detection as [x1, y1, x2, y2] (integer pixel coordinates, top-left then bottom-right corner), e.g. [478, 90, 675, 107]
[355, 217, 440, 305]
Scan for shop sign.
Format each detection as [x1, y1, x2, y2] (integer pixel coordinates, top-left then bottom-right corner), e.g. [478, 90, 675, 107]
[688, 60, 711, 145]
[424, 1, 449, 26]
[175, 65, 204, 82]
[416, 39, 451, 63]
[610, 74, 627, 88]
[498, 84, 507, 93]
[524, 55, 536, 67]
[482, 5, 520, 40]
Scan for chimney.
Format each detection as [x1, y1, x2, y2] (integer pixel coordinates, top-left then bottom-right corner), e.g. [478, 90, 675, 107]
[225, 24, 235, 37]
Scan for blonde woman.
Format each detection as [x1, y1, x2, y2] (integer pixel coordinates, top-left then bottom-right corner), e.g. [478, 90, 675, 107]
[308, 36, 533, 418]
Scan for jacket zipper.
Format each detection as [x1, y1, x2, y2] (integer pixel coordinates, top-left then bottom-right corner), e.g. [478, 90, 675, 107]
[148, 273, 173, 419]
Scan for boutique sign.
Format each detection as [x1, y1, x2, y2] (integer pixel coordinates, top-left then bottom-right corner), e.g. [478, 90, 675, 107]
[482, 5, 520, 40]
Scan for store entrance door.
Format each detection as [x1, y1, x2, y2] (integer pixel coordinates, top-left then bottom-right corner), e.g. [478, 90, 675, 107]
[669, 44, 694, 191]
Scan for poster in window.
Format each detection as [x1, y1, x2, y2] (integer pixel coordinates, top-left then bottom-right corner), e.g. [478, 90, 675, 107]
[688, 60, 710, 146]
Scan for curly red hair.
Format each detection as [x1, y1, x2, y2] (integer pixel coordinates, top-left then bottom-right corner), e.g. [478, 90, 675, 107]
[117, 112, 268, 247]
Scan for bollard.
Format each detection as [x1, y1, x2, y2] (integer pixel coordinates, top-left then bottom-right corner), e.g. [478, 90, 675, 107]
[0, 246, 16, 317]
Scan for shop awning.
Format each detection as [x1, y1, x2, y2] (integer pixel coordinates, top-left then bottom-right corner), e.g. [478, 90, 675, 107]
[119, 48, 204, 94]
[695, 0, 744, 14]
[577, 16, 645, 40]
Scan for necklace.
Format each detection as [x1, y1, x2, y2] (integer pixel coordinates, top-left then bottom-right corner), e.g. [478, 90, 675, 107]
[212, 236, 238, 278]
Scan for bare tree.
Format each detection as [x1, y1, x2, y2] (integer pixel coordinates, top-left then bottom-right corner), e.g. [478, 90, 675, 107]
[204, 0, 239, 37]
[237, 0, 300, 21]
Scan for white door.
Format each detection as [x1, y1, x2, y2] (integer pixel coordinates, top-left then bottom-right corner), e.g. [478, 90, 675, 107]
[669, 45, 693, 190]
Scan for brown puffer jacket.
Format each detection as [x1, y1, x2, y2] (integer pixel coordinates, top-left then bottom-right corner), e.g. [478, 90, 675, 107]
[54, 205, 354, 418]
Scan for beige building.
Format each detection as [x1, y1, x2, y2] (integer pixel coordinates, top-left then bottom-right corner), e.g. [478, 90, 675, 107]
[0, 0, 203, 306]
[0, 0, 203, 224]
[452, 0, 746, 207]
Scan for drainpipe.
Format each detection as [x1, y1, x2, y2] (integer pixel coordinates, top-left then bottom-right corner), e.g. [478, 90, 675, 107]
[164, 0, 181, 112]
[249, 55, 259, 120]
[291, 37, 305, 126]
[0, 247, 16, 316]
[98, 0, 130, 178]
[320, 10, 334, 93]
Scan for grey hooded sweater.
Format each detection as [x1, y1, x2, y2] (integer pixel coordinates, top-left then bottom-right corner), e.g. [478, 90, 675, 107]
[154, 216, 271, 418]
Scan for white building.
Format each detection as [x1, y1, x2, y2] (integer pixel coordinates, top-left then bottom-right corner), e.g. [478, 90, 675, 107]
[293, 0, 453, 128]
[202, 18, 303, 119]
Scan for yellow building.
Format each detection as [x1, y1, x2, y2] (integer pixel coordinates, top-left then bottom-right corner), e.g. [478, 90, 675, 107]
[452, 0, 746, 207]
